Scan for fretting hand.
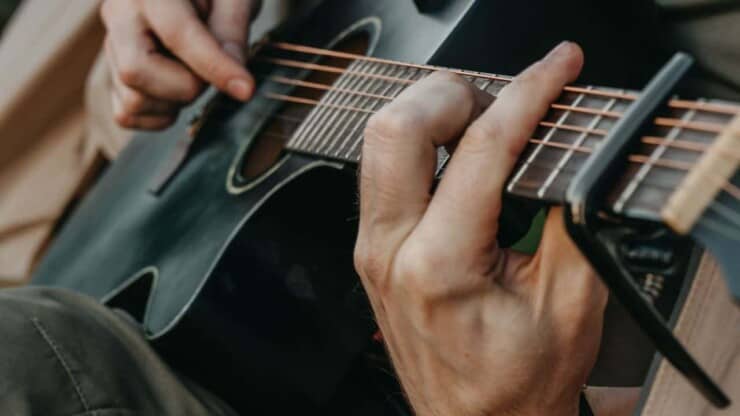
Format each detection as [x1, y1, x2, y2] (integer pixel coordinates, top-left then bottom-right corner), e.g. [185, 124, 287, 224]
[355, 42, 609, 416]
[100, 0, 261, 130]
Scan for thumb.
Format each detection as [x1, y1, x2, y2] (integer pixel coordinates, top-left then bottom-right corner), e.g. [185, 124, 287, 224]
[208, 0, 255, 64]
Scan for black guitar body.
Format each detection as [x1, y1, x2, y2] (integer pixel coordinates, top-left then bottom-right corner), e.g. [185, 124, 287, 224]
[33, 0, 669, 413]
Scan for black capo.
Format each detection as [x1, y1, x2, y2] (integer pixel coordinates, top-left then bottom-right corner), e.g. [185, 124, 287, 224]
[563, 53, 730, 408]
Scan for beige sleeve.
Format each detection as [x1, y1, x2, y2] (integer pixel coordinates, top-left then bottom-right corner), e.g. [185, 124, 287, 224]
[0, 0, 104, 284]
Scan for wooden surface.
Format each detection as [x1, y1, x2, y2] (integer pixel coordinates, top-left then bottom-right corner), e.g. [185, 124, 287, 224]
[640, 254, 740, 415]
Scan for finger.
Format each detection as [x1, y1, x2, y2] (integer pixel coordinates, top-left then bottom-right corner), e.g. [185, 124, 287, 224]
[141, 0, 255, 101]
[112, 93, 177, 131]
[208, 0, 253, 64]
[102, 2, 205, 102]
[112, 77, 181, 117]
[420, 42, 584, 259]
[356, 72, 490, 281]
[537, 208, 608, 316]
[107, 55, 182, 116]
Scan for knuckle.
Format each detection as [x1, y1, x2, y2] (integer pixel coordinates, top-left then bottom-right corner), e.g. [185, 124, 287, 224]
[432, 71, 478, 108]
[158, 21, 187, 51]
[114, 109, 134, 129]
[394, 243, 449, 300]
[182, 81, 205, 102]
[463, 116, 527, 159]
[117, 58, 145, 88]
[461, 119, 505, 153]
[120, 89, 147, 114]
[365, 107, 424, 144]
[353, 241, 390, 289]
[427, 70, 464, 84]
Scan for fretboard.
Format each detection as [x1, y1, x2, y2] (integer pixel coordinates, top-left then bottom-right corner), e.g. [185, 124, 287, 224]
[274, 58, 735, 220]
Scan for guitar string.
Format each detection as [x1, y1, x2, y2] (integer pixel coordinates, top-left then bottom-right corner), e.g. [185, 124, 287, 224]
[261, 91, 736, 165]
[261, 124, 740, 232]
[253, 58, 733, 138]
[258, 88, 740, 220]
[253, 94, 740, 206]
[256, 75, 740, 159]
[261, 73, 624, 118]
[251, 108, 740, 200]
[264, 41, 740, 117]
[255, 129, 683, 195]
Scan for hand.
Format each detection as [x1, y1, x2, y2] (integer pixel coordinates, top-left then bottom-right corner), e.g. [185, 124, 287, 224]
[354, 42, 608, 416]
[100, 0, 261, 130]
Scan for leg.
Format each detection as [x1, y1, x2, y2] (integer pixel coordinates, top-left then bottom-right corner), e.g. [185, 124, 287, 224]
[0, 286, 236, 416]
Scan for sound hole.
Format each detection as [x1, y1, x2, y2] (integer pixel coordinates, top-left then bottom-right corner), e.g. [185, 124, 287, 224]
[240, 32, 370, 180]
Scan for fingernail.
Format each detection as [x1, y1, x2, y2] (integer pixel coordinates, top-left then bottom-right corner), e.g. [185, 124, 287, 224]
[545, 41, 572, 61]
[227, 79, 252, 101]
[223, 41, 245, 64]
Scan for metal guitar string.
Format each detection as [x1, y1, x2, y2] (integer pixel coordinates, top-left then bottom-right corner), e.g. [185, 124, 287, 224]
[262, 41, 740, 116]
[250, 105, 740, 213]
[249, 104, 740, 234]
[252, 77, 740, 161]
[233, 42, 740, 229]
[252, 58, 733, 137]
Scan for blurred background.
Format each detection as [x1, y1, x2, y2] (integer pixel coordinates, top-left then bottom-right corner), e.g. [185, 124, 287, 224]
[0, 0, 21, 33]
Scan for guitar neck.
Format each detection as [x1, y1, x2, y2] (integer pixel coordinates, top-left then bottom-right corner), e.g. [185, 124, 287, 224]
[264, 47, 737, 222]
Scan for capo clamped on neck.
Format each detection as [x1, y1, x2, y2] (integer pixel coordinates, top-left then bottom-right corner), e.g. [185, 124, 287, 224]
[563, 53, 731, 408]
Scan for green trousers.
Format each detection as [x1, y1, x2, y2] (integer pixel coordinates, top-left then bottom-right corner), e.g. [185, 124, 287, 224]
[0, 287, 237, 416]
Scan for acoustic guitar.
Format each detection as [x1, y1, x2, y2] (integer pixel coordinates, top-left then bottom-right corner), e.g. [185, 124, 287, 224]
[33, 0, 739, 413]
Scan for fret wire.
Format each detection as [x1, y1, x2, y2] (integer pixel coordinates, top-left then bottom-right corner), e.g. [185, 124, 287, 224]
[285, 93, 318, 149]
[266, 41, 740, 117]
[268, 41, 510, 82]
[286, 58, 353, 149]
[263, 93, 374, 114]
[272, 95, 720, 171]
[268, 75, 392, 100]
[337, 65, 414, 159]
[335, 63, 409, 158]
[272, 93, 732, 170]
[538, 91, 622, 198]
[261, 64, 732, 136]
[274, 115, 709, 178]
[613, 100, 701, 213]
[507, 89, 589, 193]
[317, 61, 389, 155]
[287, 67, 337, 149]
[513, 168, 678, 193]
[345, 67, 422, 160]
[297, 60, 368, 150]
[479, 78, 495, 91]
[268, 74, 630, 120]
[349, 67, 429, 160]
[331, 69, 390, 159]
[307, 60, 376, 154]
[257, 56, 415, 84]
